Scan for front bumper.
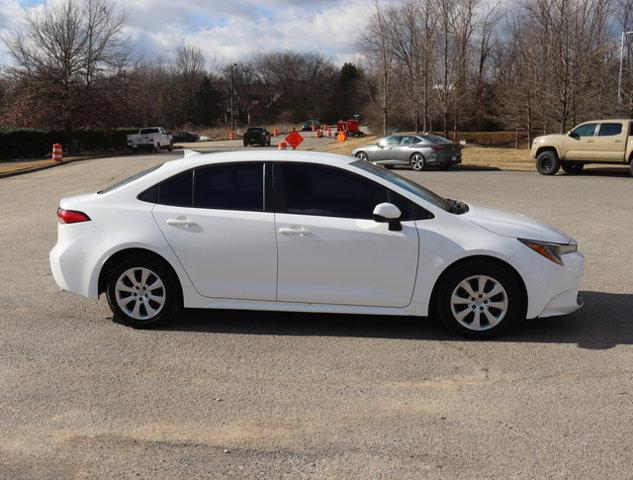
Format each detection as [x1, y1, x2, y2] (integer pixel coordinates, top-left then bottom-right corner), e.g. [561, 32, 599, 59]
[510, 249, 585, 319]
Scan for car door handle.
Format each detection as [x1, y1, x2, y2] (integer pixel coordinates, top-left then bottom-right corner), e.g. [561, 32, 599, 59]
[166, 218, 198, 227]
[586, 140, 594, 143]
[279, 227, 312, 236]
[615, 139, 622, 143]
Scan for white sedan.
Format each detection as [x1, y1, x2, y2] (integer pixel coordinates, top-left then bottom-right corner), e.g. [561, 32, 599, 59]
[50, 151, 584, 338]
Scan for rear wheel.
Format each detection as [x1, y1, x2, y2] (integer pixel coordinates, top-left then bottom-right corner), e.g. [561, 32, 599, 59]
[561, 161, 584, 174]
[629, 158, 633, 177]
[411, 153, 426, 171]
[436, 261, 523, 339]
[106, 257, 181, 328]
[536, 151, 560, 175]
[243, 140, 248, 147]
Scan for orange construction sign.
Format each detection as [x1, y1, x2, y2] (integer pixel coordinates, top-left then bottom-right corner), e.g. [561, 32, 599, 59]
[284, 130, 304, 150]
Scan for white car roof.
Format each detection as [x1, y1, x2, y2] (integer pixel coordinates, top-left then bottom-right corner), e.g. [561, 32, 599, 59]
[161, 150, 356, 173]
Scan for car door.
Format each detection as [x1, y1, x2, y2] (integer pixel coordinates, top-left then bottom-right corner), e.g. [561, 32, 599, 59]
[373, 135, 402, 162]
[592, 122, 627, 162]
[273, 162, 419, 308]
[151, 162, 277, 300]
[565, 123, 597, 160]
[395, 135, 419, 163]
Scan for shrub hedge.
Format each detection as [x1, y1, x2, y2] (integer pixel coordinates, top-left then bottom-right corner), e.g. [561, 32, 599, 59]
[0, 128, 138, 160]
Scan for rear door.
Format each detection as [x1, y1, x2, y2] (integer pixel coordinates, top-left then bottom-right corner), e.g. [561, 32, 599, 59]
[565, 123, 597, 160]
[592, 122, 626, 162]
[395, 135, 420, 163]
[151, 162, 277, 300]
[273, 162, 419, 308]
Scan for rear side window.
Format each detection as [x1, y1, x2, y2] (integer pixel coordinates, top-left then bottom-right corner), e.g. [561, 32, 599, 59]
[140, 128, 159, 135]
[194, 163, 263, 211]
[598, 123, 622, 136]
[156, 170, 193, 207]
[275, 163, 388, 219]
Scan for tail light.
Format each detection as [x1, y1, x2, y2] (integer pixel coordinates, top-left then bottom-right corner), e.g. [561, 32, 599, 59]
[431, 144, 448, 151]
[57, 208, 91, 224]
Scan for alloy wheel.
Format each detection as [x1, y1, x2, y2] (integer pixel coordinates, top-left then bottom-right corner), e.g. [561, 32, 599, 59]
[412, 154, 425, 171]
[450, 275, 508, 331]
[114, 267, 166, 320]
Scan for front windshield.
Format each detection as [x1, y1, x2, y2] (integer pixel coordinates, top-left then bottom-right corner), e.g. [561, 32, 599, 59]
[351, 160, 452, 212]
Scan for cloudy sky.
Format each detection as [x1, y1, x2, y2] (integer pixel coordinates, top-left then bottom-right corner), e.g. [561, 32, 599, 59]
[0, 0, 373, 66]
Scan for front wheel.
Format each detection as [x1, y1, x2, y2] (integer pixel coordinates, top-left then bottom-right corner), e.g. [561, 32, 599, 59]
[561, 161, 583, 174]
[106, 257, 181, 328]
[536, 151, 560, 175]
[355, 151, 369, 162]
[436, 261, 523, 339]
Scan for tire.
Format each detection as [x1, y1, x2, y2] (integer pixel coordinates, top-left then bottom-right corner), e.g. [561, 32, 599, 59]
[411, 153, 426, 171]
[355, 151, 369, 161]
[630, 158, 633, 177]
[154, 143, 161, 153]
[243, 141, 248, 147]
[440, 163, 452, 171]
[436, 260, 523, 339]
[561, 161, 583, 174]
[106, 256, 182, 328]
[132, 148, 138, 155]
[536, 150, 560, 175]
[267, 139, 271, 146]
[168, 143, 174, 152]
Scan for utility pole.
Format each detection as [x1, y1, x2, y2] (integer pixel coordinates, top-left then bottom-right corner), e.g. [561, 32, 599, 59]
[618, 31, 633, 105]
[230, 63, 237, 132]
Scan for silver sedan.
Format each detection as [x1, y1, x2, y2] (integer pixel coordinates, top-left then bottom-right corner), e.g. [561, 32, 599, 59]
[352, 134, 462, 170]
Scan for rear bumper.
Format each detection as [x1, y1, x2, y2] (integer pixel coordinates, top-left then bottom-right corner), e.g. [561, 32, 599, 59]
[426, 153, 462, 166]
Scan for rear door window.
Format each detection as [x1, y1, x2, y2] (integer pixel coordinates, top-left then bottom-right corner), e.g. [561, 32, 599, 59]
[598, 123, 623, 136]
[194, 163, 264, 211]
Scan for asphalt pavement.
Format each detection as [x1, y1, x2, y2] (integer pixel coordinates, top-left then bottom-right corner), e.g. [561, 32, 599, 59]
[1, 148, 632, 479]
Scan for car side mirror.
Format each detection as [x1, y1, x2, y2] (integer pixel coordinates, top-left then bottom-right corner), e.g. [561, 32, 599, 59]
[373, 203, 402, 231]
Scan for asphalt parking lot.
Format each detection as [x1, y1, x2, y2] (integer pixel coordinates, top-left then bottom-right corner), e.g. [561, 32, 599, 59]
[1, 150, 632, 479]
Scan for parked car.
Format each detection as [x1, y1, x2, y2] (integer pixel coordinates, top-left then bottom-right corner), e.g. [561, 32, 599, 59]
[352, 134, 462, 170]
[243, 127, 271, 146]
[532, 119, 633, 175]
[50, 151, 584, 339]
[172, 131, 199, 143]
[302, 119, 320, 131]
[127, 127, 173, 153]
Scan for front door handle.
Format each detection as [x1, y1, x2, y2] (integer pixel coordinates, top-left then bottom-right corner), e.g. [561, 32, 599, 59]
[279, 227, 312, 236]
[586, 140, 594, 143]
[166, 218, 198, 227]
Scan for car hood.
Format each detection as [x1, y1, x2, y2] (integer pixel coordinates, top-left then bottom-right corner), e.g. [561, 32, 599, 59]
[464, 204, 571, 244]
[533, 133, 567, 144]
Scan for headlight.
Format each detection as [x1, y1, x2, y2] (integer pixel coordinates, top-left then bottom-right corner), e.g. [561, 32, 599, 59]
[518, 238, 577, 266]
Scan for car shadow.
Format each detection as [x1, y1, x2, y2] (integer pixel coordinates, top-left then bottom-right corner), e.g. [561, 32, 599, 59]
[568, 167, 631, 177]
[158, 291, 633, 350]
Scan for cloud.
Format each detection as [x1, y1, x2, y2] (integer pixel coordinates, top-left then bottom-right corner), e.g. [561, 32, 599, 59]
[0, 0, 373, 66]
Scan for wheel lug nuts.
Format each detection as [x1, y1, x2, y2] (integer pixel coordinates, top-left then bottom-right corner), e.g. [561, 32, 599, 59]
[479, 306, 484, 310]
[484, 300, 488, 304]
[471, 297, 475, 301]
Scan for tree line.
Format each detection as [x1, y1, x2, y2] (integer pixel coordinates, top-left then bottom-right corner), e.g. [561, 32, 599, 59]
[1, 0, 632, 145]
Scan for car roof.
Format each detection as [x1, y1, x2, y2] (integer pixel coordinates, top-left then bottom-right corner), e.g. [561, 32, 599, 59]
[161, 150, 355, 173]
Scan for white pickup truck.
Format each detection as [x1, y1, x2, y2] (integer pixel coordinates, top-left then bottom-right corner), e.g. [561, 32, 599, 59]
[127, 127, 173, 153]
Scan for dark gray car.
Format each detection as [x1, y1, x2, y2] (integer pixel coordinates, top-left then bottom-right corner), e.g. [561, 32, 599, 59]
[352, 134, 462, 170]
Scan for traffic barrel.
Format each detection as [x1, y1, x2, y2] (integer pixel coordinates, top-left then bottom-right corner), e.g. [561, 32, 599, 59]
[52, 143, 63, 162]
[326, 129, 332, 138]
[278, 141, 288, 150]
[273, 128, 280, 137]
[311, 124, 317, 132]
[316, 129, 323, 138]
[229, 131, 236, 140]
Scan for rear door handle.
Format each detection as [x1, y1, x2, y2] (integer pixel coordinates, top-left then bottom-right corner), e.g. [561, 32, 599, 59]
[166, 218, 198, 227]
[279, 227, 312, 236]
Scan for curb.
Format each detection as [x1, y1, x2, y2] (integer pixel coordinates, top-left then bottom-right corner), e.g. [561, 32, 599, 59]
[0, 151, 128, 179]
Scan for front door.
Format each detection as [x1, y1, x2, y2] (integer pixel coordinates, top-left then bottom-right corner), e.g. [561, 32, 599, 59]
[592, 122, 627, 162]
[565, 123, 597, 161]
[273, 162, 419, 308]
[151, 163, 277, 300]
[373, 135, 402, 162]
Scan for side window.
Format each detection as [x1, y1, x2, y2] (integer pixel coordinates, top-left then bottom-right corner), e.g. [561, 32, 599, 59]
[275, 163, 388, 219]
[400, 136, 417, 145]
[385, 136, 401, 146]
[139, 170, 194, 207]
[598, 123, 622, 137]
[571, 123, 597, 137]
[194, 163, 263, 211]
